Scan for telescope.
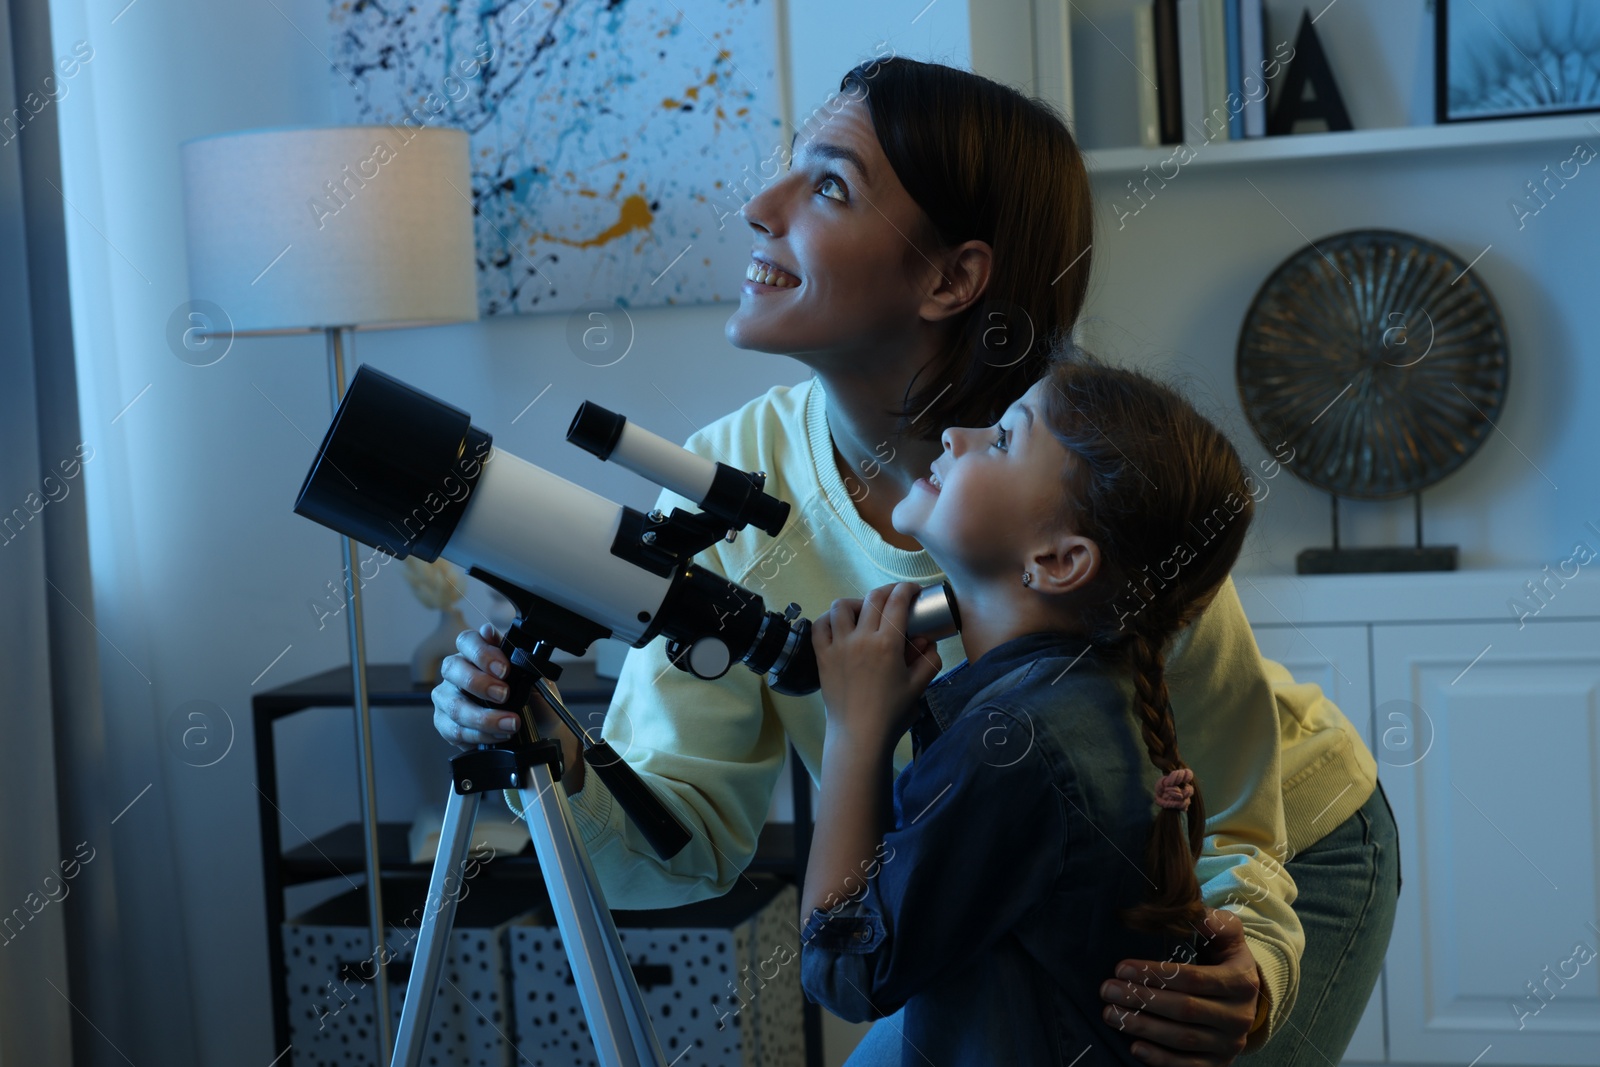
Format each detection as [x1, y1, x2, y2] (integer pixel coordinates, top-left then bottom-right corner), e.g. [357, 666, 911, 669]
[292, 365, 960, 1067]
[295, 365, 958, 698]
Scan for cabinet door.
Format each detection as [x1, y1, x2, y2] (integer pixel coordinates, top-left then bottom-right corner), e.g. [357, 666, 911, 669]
[1253, 624, 1385, 1063]
[1374, 619, 1600, 1065]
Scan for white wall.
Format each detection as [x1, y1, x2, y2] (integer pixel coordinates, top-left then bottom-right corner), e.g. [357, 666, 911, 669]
[786, 0, 970, 112]
[1080, 143, 1597, 577]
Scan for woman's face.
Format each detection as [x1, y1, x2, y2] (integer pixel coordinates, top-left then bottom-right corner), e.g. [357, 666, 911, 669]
[892, 377, 1076, 579]
[723, 94, 941, 358]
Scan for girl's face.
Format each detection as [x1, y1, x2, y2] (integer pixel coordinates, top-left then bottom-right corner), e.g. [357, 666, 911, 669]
[723, 95, 942, 357]
[892, 378, 1077, 579]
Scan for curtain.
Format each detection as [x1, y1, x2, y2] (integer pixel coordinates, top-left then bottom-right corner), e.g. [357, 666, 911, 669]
[1, 0, 125, 1062]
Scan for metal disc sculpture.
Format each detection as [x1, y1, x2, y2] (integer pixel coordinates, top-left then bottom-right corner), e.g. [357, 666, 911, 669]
[1236, 229, 1509, 570]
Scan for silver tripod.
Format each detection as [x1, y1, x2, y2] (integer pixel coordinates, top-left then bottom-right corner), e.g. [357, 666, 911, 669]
[390, 628, 691, 1067]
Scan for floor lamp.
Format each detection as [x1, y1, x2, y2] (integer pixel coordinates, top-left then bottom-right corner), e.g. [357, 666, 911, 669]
[180, 125, 479, 1063]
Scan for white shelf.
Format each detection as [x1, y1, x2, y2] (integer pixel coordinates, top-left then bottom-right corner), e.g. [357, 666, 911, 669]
[1233, 568, 1600, 627]
[1083, 111, 1600, 175]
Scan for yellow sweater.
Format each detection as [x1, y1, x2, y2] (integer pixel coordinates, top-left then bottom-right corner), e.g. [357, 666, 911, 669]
[509, 376, 1377, 1045]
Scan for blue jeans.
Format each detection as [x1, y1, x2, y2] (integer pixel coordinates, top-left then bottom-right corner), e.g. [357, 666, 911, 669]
[844, 782, 1401, 1067]
[1251, 780, 1400, 1065]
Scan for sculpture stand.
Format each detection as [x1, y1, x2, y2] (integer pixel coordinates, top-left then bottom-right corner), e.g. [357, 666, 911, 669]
[1296, 491, 1459, 574]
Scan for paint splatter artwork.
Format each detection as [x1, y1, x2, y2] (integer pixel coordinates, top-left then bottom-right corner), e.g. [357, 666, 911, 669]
[331, 1, 784, 315]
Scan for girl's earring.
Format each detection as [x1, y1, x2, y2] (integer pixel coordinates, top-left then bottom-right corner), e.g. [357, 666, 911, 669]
[1021, 571, 1033, 587]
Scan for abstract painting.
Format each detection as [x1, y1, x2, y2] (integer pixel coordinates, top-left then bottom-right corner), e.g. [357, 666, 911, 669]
[331, 1, 785, 314]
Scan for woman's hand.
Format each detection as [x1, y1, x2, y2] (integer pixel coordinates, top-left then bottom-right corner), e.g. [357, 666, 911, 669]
[432, 623, 585, 794]
[812, 582, 942, 750]
[1099, 908, 1261, 1066]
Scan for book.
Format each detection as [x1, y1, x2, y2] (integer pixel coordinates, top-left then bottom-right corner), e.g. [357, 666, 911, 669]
[1223, 0, 1243, 139]
[1200, 0, 1231, 142]
[1177, 0, 1206, 144]
[1134, 4, 1161, 147]
[1153, 0, 1183, 144]
[1240, 0, 1267, 137]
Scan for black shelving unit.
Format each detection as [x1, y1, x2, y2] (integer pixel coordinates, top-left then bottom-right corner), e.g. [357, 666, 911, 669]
[252, 662, 821, 1066]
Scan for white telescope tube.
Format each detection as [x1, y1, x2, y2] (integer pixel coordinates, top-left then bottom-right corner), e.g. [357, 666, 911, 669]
[448, 449, 673, 647]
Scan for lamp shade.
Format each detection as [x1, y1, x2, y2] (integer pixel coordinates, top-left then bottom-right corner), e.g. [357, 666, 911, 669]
[180, 125, 478, 334]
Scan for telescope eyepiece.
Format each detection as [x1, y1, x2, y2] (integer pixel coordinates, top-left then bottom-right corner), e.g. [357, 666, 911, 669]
[567, 399, 790, 537]
[567, 401, 626, 461]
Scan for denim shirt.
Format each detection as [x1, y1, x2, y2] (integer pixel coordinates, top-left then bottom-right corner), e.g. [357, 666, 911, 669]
[800, 630, 1198, 1066]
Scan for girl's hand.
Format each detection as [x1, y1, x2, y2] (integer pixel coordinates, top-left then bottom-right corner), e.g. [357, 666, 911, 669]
[812, 582, 943, 749]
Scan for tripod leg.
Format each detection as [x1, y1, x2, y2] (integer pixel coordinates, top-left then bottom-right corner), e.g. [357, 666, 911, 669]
[562, 786, 670, 1064]
[517, 764, 666, 1067]
[390, 785, 482, 1067]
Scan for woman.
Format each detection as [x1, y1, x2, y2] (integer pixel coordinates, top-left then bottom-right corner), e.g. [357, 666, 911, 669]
[434, 58, 1398, 1067]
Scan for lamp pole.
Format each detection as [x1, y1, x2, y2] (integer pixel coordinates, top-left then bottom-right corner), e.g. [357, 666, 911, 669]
[326, 324, 393, 1062]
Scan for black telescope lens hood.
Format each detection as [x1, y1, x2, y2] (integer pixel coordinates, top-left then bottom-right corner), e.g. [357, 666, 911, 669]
[294, 364, 492, 561]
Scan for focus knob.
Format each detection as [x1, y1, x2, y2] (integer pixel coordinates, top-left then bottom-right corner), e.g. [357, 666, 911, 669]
[667, 637, 733, 680]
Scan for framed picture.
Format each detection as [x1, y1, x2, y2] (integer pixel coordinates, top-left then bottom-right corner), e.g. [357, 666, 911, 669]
[1436, 0, 1600, 123]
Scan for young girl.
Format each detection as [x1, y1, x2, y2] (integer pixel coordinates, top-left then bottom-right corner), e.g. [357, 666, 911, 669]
[802, 348, 1255, 1065]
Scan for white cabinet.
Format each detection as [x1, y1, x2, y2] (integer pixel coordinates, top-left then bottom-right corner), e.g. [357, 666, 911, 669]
[1374, 619, 1600, 1066]
[1239, 572, 1600, 1066]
